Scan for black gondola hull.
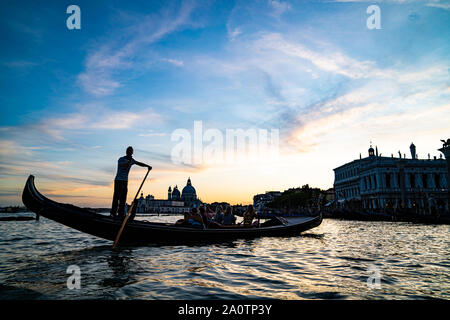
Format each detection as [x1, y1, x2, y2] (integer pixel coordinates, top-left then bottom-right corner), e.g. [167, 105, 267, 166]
[22, 175, 322, 244]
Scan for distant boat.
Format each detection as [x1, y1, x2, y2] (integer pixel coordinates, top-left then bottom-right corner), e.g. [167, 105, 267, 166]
[22, 175, 322, 245]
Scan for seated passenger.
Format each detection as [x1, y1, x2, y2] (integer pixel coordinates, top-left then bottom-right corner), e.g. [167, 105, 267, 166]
[223, 206, 236, 225]
[243, 204, 258, 226]
[205, 205, 215, 220]
[199, 206, 211, 227]
[213, 205, 224, 224]
[178, 208, 204, 228]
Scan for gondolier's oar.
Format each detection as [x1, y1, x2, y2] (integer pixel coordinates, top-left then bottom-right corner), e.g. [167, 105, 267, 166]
[112, 167, 150, 248]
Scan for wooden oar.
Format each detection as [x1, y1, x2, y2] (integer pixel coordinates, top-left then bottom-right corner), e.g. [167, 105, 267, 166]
[112, 167, 150, 248]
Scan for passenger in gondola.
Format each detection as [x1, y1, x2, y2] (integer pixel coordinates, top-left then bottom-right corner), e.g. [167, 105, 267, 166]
[223, 206, 236, 225]
[199, 206, 210, 227]
[212, 205, 224, 224]
[205, 205, 215, 220]
[176, 207, 204, 228]
[110, 146, 152, 219]
[243, 204, 258, 226]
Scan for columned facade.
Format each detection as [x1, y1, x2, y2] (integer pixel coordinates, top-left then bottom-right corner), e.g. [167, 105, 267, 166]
[334, 144, 449, 212]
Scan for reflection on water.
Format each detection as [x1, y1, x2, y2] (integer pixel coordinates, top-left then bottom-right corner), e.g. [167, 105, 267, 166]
[0, 213, 449, 299]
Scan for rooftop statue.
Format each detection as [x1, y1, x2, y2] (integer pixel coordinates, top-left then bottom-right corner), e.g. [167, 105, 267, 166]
[440, 139, 450, 148]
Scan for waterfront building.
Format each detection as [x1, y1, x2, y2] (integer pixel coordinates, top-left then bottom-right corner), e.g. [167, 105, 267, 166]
[253, 191, 282, 210]
[180, 177, 200, 207]
[136, 193, 190, 214]
[325, 188, 335, 202]
[333, 143, 449, 211]
[137, 177, 202, 213]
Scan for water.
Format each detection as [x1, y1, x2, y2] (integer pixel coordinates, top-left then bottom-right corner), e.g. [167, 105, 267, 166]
[0, 212, 449, 299]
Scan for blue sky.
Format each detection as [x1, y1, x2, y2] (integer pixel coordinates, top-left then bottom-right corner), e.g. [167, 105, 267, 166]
[1, 0, 449, 206]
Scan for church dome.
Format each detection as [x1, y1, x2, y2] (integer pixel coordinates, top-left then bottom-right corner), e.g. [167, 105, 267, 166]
[182, 178, 196, 197]
[172, 185, 181, 199]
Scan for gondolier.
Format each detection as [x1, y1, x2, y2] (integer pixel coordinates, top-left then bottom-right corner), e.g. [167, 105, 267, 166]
[111, 146, 152, 219]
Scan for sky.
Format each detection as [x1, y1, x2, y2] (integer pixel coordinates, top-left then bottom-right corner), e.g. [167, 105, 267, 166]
[0, 0, 449, 206]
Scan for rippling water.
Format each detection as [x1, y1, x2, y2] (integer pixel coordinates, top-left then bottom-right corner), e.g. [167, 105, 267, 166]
[0, 212, 449, 300]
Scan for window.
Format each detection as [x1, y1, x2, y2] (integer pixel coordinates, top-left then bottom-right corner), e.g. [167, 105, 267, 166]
[410, 173, 416, 188]
[386, 173, 391, 189]
[422, 173, 428, 188]
[435, 173, 441, 189]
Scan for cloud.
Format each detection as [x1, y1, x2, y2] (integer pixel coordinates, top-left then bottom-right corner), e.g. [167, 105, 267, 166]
[268, 0, 292, 17]
[227, 27, 242, 41]
[191, 32, 377, 84]
[283, 64, 450, 152]
[426, 2, 450, 10]
[254, 33, 376, 79]
[0, 104, 164, 150]
[163, 58, 184, 67]
[78, 2, 197, 96]
[42, 107, 163, 136]
[138, 130, 167, 137]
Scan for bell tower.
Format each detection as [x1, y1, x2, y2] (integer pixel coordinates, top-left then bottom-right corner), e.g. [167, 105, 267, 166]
[368, 145, 375, 157]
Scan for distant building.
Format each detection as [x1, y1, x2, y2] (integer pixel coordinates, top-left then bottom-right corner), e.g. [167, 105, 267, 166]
[137, 177, 202, 213]
[253, 191, 282, 210]
[136, 193, 190, 214]
[181, 178, 200, 207]
[325, 188, 335, 202]
[210, 202, 230, 209]
[333, 143, 449, 211]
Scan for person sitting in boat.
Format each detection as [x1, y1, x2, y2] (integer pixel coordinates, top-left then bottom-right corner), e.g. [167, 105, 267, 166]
[186, 207, 205, 228]
[199, 206, 214, 227]
[243, 204, 258, 226]
[223, 206, 236, 225]
[110, 146, 152, 219]
[212, 205, 224, 224]
[205, 205, 215, 220]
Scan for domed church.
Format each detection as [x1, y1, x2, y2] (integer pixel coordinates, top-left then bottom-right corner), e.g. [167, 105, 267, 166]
[168, 177, 201, 207]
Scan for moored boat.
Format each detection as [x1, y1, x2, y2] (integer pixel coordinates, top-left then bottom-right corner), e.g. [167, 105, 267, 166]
[22, 175, 322, 244]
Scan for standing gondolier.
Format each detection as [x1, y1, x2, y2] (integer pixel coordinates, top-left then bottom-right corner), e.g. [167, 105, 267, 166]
[110, 146, 152, 219]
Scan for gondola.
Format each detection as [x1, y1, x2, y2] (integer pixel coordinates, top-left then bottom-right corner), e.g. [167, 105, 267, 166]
[22, 175, 322, 244]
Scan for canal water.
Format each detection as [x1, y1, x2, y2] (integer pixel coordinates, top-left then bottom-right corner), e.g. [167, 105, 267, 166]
[0, 213, 448, 299]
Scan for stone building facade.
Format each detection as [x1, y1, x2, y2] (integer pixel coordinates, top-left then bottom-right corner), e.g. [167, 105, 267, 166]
[334, 143, 448, 211]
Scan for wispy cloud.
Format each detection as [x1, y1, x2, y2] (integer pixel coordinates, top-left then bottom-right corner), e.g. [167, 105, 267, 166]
[138, 130, 167, 137]
[268, 0, 292, 17]
[284, 64, 450, 152]
[78, 2, 197, 96]
[254, 33, 375, 79]
[163, 58, 184, 67]
[227, 27, 242, 41]
[426, 2, 450, 10]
